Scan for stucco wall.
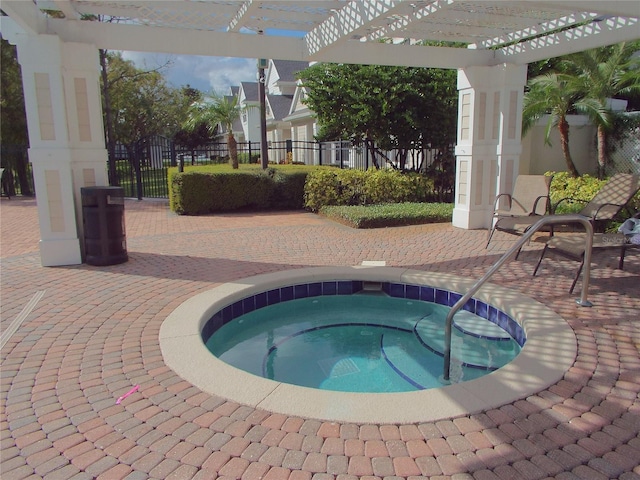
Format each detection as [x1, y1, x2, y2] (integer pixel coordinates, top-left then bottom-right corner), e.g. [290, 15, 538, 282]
[520, 115, 597, 176]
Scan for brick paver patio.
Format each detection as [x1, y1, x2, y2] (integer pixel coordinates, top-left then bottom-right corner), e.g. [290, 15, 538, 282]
[1, 196, 639, 480]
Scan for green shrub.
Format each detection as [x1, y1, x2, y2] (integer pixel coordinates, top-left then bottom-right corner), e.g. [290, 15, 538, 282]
[547, 171, 605, 213]
[547, 171, 640, 214]
[546, 171, 640, 231]
[320, 202, 453, 228]
[303, 168, 343, 211]
[169, 164, 315, 214]
[269, 168, 309, 209]
[303, 168, 435, 211]
[237, 152, 260, 164]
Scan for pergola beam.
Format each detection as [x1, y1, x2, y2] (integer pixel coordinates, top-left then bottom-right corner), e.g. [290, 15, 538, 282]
[43, 16, 497, 69]
[45, 18, 308, 61]
[0, 0, 46, 35]
[312, 42, 495, 69]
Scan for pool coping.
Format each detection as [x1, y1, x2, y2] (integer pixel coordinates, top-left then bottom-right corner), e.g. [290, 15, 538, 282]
[159, 266, 576, 424]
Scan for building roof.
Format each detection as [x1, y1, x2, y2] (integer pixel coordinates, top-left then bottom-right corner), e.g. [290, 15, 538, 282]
[240, 82, 259, 103]
[271, 60, 309, 82]
[267, 94, 295, 122]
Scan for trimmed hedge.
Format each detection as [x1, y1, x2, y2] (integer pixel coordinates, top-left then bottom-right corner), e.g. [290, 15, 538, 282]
[548, 171, 640, 214]
[303, 168, 435, 211]
[169, 165, 315, 215]
[547, 171, 605, 212]
[320, 202, 453, 228]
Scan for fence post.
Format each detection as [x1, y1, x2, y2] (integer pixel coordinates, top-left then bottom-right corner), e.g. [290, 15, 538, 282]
[170, 141, 177, 168]
[132, 151, 143, 200]
[365, 140, 369, 170]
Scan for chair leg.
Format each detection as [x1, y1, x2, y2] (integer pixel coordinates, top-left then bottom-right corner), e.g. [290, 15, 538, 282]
[532, 244, 548, 276]
[486, 227, 496, 248]
[514, 245, 523, 261]
[569, 260, 584, 294]
[619, 245, 626, 270]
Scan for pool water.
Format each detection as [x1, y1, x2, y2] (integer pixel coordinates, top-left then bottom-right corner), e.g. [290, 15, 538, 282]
[206, 294, 521, 393]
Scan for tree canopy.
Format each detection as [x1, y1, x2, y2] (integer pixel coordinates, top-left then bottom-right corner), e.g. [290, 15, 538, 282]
[523, 41, 640, 178]
[522, 73, 601, 177]
[297, 63, 457, 169]
[562, 41, 640, 177]
[0, 38, 28, 146]
[1, 38, 32, 195]
[183, 92, 244, 168]
[103, 52, 192, 147]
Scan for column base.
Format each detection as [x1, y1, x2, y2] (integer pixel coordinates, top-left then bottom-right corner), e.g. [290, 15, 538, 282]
[39, 238, 82, 266]
[452, 207, 491, 230]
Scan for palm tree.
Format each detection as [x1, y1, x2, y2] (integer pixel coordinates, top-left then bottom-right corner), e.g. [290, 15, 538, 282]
[563, 42, 640, 178]
[184, 92, 244, 169]
[522, 73, 592, 177]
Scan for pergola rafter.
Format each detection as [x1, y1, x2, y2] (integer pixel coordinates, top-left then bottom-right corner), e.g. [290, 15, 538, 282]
[228, 0, 259, 32]
[364, 0, 454, 43]
[475, 12, 600, 49]
[50, 0, 82, 21]
[1, 0, 638, 66]
[496, 15, 640, 64]
[0, 0, 45, 35]
[305, 0, 403, 57]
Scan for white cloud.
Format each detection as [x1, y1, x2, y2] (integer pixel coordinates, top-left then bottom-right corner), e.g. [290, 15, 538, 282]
[120, 51, 258, 94]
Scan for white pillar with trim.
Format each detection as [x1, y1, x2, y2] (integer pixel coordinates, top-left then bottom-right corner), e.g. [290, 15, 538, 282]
[6, 25, 108, 266]
[452, 64, 527, 230]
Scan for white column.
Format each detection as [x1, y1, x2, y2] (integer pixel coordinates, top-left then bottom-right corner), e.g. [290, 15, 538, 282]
[452, 64, 527, 230]
[9, 29, 108, 266]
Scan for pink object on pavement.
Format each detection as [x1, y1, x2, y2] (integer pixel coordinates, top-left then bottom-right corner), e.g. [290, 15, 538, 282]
[116, 385, 140, 404]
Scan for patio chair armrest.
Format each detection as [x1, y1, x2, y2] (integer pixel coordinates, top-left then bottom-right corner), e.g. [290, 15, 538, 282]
[531, 195, 551, 215]
[492, 193, 512, 212]
[591, 202, 624, 221]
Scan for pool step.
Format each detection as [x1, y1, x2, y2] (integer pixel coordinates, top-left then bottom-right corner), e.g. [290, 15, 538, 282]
[414, 315, 519, 370]
[362, 281, 383, 292]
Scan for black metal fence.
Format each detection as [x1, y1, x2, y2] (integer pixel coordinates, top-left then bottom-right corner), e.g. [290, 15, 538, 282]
[1, 137, 455, 201]
[0, 144, 34, 197]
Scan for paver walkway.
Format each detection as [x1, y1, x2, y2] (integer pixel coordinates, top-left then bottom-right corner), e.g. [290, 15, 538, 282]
[1, 196, 639, 480]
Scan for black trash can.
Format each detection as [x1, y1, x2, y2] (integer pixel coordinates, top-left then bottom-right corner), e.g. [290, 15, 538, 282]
[81, 186, 128, 266]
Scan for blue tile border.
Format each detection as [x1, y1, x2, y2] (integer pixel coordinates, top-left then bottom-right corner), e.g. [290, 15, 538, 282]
[202, 280, 526, 348]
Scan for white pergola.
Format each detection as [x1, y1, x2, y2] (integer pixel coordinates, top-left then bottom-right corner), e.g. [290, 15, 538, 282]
[1, 1, 639, 266]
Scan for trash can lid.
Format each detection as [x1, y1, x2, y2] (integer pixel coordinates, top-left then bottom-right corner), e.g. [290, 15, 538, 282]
[81, 186, 124, 193]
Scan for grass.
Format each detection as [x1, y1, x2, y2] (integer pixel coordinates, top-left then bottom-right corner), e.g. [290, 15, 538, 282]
[319, 202, 454, 228]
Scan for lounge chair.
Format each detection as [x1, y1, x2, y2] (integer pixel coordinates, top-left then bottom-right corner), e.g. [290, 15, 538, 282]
[486, 174, 552, 248]
[530, 174, 640, 293]
[549, 173, 640, 233]
[532, 230, 638, 293]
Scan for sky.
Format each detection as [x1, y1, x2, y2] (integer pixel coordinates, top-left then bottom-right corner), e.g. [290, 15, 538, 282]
[121, 51, 260, 95]
[119, 28, 307, 95]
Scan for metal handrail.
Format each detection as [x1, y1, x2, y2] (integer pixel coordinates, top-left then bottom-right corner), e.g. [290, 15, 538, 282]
[443, 214, 594, 381]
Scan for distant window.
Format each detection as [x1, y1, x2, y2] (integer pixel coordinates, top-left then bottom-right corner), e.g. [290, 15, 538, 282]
[242, 112, 247, 123]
